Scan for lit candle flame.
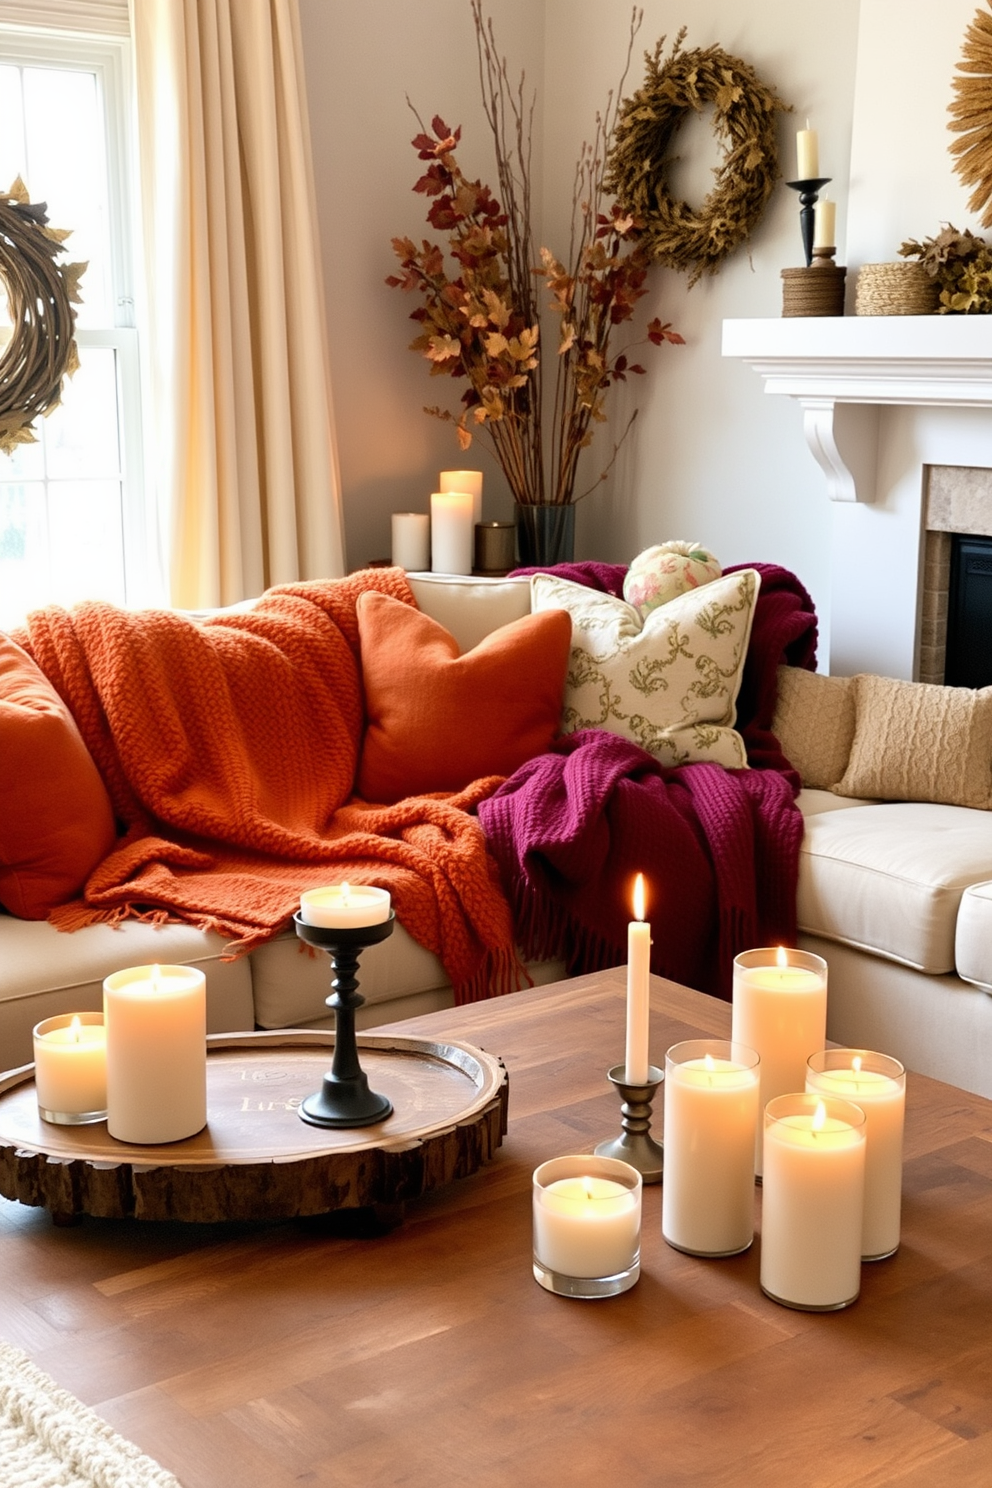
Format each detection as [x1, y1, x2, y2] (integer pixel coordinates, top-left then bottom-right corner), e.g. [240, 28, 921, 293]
[852, 1055, 862, 1075]
[812, 1100, 827, 1132]
[151, 963, 161, 995]
[632, 873, 646, 922]
[704, 1053, 715, 1071]
[341, 882, 351, 906]
[70, 1015, 82, 1044]
[775, 945, 788, 969]
[582, 1177, 595, 1201]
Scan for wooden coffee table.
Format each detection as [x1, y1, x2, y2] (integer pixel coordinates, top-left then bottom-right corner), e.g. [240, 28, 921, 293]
[2, 967, 992, 1488]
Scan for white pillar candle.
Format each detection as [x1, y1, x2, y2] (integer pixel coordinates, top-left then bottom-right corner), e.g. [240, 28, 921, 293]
[32, 1013, 107, 1124]
[806, 1048, 906, 1260]
[813, 197, 836, 250]
[103, 964, 207, 1145]
[391, 512, 430, 571]
[439, 469, 483, 526]
[731, 946, 828, 1177]
[796, 124, 819, 179]
[662, 1040, 760, 1257]
[760, 1093, 866, 1311]
[430, 491, 474, 574]
[625, 873, 651, 1084]
[533, 1155, 642, 1297]
[300, 883, 391, 929]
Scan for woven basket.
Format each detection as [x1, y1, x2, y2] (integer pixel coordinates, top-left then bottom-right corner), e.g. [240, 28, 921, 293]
[781, 265, 846, 318]
[855, 261, 939, 316]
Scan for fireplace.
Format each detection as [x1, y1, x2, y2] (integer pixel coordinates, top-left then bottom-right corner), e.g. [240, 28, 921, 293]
[920, 466, 992, 687]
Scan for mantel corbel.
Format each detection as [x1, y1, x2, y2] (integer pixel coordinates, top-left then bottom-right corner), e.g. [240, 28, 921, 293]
[798, 398, 880, 503]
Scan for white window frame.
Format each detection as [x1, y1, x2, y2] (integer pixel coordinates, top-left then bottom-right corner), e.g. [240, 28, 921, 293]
[0, 21, 154, 608]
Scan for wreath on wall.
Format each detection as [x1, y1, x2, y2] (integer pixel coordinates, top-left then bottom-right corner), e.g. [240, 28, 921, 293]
[0, 177, 86, 457]
[604, 29, 791, 287]
[949, 2, 992, 228]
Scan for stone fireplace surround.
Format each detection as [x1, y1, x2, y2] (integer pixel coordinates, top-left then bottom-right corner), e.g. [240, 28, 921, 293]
[723, 316, 992, 681]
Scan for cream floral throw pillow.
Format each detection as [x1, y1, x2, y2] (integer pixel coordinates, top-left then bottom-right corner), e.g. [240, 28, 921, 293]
[531, 569, 760, 768]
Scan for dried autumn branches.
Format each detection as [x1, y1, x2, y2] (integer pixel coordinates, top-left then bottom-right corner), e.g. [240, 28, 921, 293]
[899, 224, 992, 313]
[604, 30, 789, 287]
[386, 2, 682, 507]
[949, 2, 992, 228]
[0, 177, 85, 456]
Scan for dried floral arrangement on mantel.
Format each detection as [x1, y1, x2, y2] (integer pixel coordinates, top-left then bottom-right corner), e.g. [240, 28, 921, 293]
[0, 177, 85, 456]
[604, 29, 791, 287]
[387, 3, 683, 513]
[899, 225, 992, 313]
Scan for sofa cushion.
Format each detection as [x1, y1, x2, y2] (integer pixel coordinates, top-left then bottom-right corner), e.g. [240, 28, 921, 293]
[797, 799, 992, 973]
[956, 881, 992, 992]
[406, 572, 531, 652]
[773, 667, 856, 789]
[0, 636, 117, 919]
[355, 592, 572, 803]
[531, 568, 759, 769]
[834, 673, 992, 808]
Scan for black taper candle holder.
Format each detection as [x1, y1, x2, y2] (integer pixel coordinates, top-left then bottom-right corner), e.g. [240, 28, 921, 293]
[785, 177, 832, 267]
[294, 910, 395, 1128]
[594, 1064, 664, 1183]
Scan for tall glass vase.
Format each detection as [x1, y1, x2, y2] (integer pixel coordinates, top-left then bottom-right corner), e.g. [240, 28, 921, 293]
[515, 503, 575, 568]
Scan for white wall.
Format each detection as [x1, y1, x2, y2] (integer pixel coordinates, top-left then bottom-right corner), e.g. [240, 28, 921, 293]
[301, 0, 985, 673]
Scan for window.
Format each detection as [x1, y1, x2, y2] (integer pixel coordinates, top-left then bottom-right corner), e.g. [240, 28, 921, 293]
[0, 21, 152, 630]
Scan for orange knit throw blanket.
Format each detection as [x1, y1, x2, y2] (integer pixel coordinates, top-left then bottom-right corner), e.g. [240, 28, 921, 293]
[17, 570, 521, 1003]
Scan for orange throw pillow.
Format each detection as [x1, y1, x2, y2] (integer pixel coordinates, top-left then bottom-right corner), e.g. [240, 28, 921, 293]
[0, 635, 117, 918]
[355, 592, 572, 803]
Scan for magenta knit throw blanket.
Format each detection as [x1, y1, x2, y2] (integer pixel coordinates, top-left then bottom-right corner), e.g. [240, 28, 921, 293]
[481, 562, 818, 999]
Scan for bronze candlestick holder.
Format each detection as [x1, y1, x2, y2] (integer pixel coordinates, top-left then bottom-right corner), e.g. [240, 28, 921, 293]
[595, 1064, 664, 1184]
[293, 910, 394, 1128]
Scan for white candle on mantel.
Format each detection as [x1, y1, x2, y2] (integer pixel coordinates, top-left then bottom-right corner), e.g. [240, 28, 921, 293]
[103, 964, 207, 1145]
[662, 1041, 760, 1258]
[813, 197, 836, 251]
[760, 1094, 866, 1311]
[625, 873, 651, 1085]
[796, 123, 819, 179]
[533, 1157, 641, 1281]
[33, 1013, 107, 1124]
[300, 883, 391, 929]
[806, 1048, 906, 1260]
[439, 469, 483, 525]
[430, 490, 474, 574]
[731, 946, 828, 1177]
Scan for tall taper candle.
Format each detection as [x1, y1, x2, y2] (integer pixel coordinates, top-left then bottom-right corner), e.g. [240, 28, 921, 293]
[797, 123, 819, 179]
[625, 874, 651, 1085]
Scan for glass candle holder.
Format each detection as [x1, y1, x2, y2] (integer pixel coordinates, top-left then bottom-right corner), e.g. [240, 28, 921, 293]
[532, 1155, 642, 1299]
[662, 1040, 760, 1257]
[806, 1048, 906, 1260]
[731, 946, 828, 1177]
[33, 1012, 107, 1125]
[760, 1092, 866, 1311]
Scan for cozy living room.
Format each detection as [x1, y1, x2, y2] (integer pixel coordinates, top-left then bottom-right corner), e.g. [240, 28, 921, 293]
[2, 0, 992, 1485]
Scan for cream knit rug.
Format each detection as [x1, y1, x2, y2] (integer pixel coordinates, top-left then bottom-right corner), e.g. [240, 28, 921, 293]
[0, 1342, 183, 1488]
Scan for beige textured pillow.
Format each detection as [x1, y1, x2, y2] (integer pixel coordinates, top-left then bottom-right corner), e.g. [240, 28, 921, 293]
[772, 667, 856, 788]
[834, 674, 992, 808]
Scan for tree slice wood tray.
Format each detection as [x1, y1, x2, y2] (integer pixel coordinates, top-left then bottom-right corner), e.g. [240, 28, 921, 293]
[0, 1029, 508, 1224]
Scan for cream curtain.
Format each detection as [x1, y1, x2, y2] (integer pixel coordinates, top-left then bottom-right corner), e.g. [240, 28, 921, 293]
[131, 0, 345, 609]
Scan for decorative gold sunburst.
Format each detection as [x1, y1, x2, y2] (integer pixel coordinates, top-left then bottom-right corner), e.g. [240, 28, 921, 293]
[949, 2, 992, 228]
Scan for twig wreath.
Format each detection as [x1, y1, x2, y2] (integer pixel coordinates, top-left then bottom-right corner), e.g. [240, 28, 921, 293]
[0, 177, 85, 457]
[604, 28, 791, 286]
[949, 1, 992, 228]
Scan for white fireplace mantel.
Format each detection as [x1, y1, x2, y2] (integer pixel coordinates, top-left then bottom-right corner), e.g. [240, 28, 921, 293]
[722, 317, 992, 502]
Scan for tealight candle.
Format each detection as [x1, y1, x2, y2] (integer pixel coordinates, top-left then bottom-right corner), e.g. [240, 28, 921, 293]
[806, 1048, 906, 1260]
[662, 1040, 760, 1257]
[299, 883, 391, 929]
[625, 873, 651, 1085]
[533, 1155, 642, 1298]
[760, 1094, 866, 1311]
[732, 946, 828, 1177]
[103, 964, 207, 1145]
[430, 490, 474, 574]
[32, 1012, 107, 1125]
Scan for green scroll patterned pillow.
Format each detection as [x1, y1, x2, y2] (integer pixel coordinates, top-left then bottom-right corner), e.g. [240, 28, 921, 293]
[531, 569, 760, 768]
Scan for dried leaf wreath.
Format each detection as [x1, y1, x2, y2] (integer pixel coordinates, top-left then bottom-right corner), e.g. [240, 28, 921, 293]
[604, 29, 791, 286]
[0, 176, 86, 457]
[949, 1, 992, 229]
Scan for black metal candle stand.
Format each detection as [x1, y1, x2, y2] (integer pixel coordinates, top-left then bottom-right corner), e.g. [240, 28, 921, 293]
[293, 911, 395, 1129]
[785, 176, 832, 267]
[594, 1063, 665, 1184]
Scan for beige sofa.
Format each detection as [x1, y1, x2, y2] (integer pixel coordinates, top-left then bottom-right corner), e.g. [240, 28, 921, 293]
[4, 574, 992, 1104]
